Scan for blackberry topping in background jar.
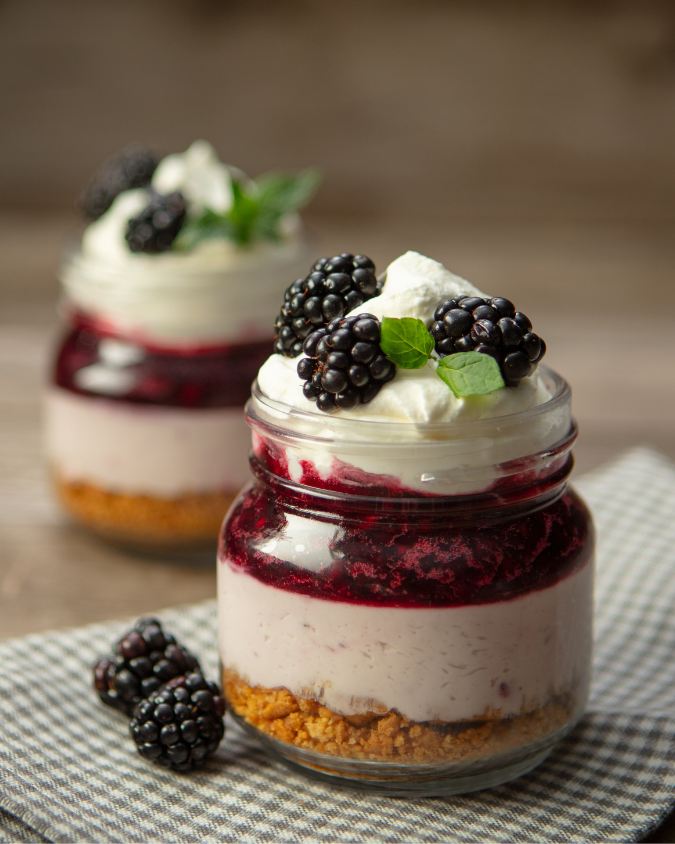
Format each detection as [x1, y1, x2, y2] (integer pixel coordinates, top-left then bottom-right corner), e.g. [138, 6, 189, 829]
[274, 253, 381, 357]
[429, 296, 546, 387]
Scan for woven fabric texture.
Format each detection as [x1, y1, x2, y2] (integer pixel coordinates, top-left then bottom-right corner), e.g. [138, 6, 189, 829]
[1, 447, 675, 843]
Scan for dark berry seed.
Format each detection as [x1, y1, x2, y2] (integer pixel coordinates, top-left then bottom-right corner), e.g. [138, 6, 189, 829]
[311, 371, 323, 390]
[454, 334, 474, 352]
[352, 268, 377, 296]
[353, 254, 375, 269]
[181, 720, 199, 743]
[443, 309, 472, 337]
[430, 321, 447, 340]
[303, 297, 323, 324]
[185, 673, 208, 692]
[303, 381, 319, 399]
[119, 632, 147, 659]
[514, 312, 532, 333]
[139, 721, 159, 742]
[115, 670, 139, 699]
[491, 297, 515, 317]
[154, 703, 174, 723]
[434, 300, 454, 321]
[292, 318, 312, 339]
[279, 326, 294, 347]
[192, 690, 214, 712]
[297, 358, 316, 380]
[504, 351, 531, 380]
[353, 318, 380, 343]
[329, 329, 354, 351]
[498, 318, 522, 347]
[313, 257, 328, 271]
[160, 723, 181, 746]
[521, 332, 542, 361]
[348, 364, 369, 387]
[472, 304, 499, 322]
[302, 330, 325, 357]
[326, 351, 351, 370]
[324, 256, 352, 273]
[474, 343, 500, 359]
[304, 273, 325, 294]
[322, 369, 348, 394]
[141, 677, 161, 697]
[322, 295, 344, 321]
[459, 297, 486, 311]
[533, 338, 546, 363]
[174, 703, 191, 721]
[436, 337, 455, 356]
[344, 290, 364, 312]
[335, 389, 360, 410]
[290, 294, 305, 316]
[316, 336, 331, 357]
[142, 625, 165, 651]
[369, 357, 393, 380]
[166, 744, 190, 764]
[324, 273, 352, 294]
[129, 657, 153, 678]
[317, 392, 337, 413]
[140, 742, 163, 760]
[351, 342, 377, 364]
[471, 320, 499, 346]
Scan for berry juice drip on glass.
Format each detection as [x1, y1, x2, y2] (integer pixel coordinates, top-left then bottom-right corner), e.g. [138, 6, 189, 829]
[217, 250, 595, 796]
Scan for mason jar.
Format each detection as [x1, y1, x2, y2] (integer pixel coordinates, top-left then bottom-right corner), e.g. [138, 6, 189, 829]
[217, 367, 594, 795]
[45, 239, 309, 551]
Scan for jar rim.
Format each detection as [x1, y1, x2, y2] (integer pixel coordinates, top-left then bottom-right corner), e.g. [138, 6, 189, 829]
[248, 365, 570, 445]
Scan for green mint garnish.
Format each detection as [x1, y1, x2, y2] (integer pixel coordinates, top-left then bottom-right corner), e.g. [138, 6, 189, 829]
[175, 167, 321, 250]
[380, 317, 435, 369]
[436, 352, 505, 397]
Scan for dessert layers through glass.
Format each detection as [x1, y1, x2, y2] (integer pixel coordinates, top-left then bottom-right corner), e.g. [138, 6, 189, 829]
[46, 235, 312, 548]
[217, 369, 595, 793]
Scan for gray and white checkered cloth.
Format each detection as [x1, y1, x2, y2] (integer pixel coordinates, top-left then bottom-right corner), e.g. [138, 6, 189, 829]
[1, 447, 675, 843]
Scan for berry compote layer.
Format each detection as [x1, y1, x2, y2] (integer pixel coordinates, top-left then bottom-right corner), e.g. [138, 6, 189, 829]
[46, 320, 271, 544]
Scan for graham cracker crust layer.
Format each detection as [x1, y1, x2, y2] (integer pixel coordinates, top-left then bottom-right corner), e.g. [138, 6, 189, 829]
[55, 475, 237, 542]
[224, 668, 573, 766]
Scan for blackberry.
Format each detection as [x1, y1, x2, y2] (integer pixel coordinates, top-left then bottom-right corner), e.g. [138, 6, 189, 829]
[298, 313, 395, 413]
[93, 617, 201, 716]
[274, 253, 382, 357]
[130, 672, 225, 773]
[125, 192, 187, 254]
[429, 296, 546, 387]
[80, 146, 160, 221]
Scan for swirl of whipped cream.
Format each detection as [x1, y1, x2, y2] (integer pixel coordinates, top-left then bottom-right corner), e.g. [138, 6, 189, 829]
[61, 141, 310, 348]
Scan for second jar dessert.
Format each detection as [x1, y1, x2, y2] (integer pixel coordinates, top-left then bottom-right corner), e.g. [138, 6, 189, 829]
[218, 250, 594, 794]
[45, 141, 318, 549]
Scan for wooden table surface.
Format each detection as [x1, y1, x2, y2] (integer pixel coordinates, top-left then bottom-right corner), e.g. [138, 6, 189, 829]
[1, 211, 674, 839]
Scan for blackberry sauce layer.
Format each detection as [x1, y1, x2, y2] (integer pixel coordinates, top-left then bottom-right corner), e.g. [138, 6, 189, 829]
[54, 323, 270, 408]
[220, 470, 593, 608]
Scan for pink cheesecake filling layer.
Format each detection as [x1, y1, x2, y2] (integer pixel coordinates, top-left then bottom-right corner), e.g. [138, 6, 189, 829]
[218, 560, 593, 723]
[45, 387, 251, 497]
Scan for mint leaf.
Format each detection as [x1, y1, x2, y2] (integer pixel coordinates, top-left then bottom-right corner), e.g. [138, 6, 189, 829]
[436, 352, 505, 397]
[173, 168, 321, 250]
[380, 317, 434, 369]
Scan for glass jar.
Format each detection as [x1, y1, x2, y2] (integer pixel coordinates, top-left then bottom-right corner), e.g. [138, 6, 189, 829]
[217, 367, 594, 795]
[45, 240, 309, 551]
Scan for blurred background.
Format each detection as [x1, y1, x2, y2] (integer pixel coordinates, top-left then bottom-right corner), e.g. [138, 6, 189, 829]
[1, 0, 674, 638]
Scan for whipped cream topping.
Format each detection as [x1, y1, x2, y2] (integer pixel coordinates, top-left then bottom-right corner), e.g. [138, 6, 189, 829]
[258, 251, 551, 426]
[252, 252, 568, 495]
[62, 141, 310, 347]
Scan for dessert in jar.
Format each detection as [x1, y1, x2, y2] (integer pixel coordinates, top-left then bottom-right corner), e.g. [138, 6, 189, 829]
[45, 141, 319, 548]
[218, 251, 594, 794]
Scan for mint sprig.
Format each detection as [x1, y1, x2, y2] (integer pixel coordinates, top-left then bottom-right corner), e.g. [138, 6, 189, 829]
[380, 317, 505, 397]
[436, 352, 505, 397]
[380, 317, 435, 369]
[175, 168, 321, 250]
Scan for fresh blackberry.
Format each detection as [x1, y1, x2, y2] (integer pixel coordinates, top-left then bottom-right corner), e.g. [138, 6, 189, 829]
[93, 617, 201, 716]
[429, 295, 546, 387]
[130, 672, 225, 773]
[125, 191, 187, 254]
[80, 146, 160, 221]
[274, 253, 382, 357]
[298, 313, 395, 413]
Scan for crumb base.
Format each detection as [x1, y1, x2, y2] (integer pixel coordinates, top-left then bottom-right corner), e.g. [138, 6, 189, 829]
[55, 474, 238, 544]
[224, 668, 574, 767]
